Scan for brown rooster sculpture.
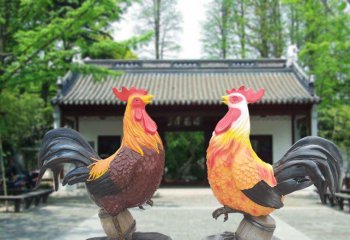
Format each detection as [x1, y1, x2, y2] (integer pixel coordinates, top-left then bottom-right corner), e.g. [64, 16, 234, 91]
[37, 86, 168, 240]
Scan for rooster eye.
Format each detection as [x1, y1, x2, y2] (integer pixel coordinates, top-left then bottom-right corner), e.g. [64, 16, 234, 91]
[230, 96, 243, 103]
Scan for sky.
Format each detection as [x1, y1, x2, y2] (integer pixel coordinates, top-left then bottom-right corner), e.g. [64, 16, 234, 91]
[112, 0, 211, 59]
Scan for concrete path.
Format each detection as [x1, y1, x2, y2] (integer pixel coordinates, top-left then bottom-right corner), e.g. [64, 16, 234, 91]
[0, 187, 349, 240]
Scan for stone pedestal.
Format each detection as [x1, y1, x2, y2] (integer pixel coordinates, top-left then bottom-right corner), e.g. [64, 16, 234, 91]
[203, 215, 280, 240]
[99, 209, 136, 240]
[87, 208, 172, 240]
[236, 215, 276, 240]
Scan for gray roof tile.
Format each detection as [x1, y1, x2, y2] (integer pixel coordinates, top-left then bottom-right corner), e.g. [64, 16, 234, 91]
[55, 59, 319, 105]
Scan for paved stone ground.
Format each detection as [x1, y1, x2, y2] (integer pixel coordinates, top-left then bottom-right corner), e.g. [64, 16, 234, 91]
[0, 187, 349, 240]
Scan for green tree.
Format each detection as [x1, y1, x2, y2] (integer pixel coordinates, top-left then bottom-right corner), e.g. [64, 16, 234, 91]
[134, 0, 182, 59]
[232, 0, 249, 58]
[0, 0, 149, 191]
[201, 0, 349, 166]
[283, 0, 350, 165]
[0, 90, 51, 153]
[201, 0, 235, 59]
[284, 0, 304, 46]
[202, 0, 284, 58]
[0, 0, 148, 93]
[247, 0, 284, 58]
[318, 106, 350, 165]
[283, 1, 350, 105]
[165, 132, 205, 181]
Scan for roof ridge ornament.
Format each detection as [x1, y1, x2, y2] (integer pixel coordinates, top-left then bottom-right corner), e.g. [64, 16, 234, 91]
[286, 44, 299, 68]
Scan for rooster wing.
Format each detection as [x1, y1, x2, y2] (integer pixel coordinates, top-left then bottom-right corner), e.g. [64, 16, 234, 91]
[38, 128, 137, 197]
[231, 150, 284, 209]
[58, 149, 140, 199]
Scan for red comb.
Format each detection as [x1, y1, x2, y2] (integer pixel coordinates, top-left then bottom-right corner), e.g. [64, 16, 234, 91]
[226, 85, 265, 103]
[112, 86, 148, 102]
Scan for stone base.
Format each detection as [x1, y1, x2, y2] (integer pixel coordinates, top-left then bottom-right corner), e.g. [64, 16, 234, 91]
[87, 232, 172, 240]
[203, 231, 236, 240]
[94, 209, 172, 240]
[203, 215, 280, 240]
[98, 209, 136, 240]
[203, 232, 280, 240]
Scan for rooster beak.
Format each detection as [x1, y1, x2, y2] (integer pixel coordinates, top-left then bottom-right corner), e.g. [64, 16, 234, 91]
[222, 95, 229, 105]
[141, 95, 154, 104]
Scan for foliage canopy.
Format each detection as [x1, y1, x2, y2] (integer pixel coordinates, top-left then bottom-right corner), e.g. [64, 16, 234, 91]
[202, 0, 350, 164]
[0, 0, 148, 158]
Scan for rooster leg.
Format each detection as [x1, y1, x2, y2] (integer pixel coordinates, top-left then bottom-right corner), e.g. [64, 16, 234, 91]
[146, 199, 153, 207]
[212, 206, 244, 222]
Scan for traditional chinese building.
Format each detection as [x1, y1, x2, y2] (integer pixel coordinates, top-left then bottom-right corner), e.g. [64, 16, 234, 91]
[53, 59, 318, 182]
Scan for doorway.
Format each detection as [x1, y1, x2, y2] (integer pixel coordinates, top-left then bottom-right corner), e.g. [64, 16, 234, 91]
[164, 131, 206, 184]
[250, 135, 273, 164]
[98, 135, 121, 159]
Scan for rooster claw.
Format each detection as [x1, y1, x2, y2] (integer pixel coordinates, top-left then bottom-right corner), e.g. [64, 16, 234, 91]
[212, 207, 228, 222]
[138, 200, 153, 210]
[212, 206, 243, 222]
[146, 199, 153, 207]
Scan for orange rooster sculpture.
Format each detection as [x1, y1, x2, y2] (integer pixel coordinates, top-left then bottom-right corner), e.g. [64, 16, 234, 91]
[207, 86, 343, 223]
[37, 86, 166, 239]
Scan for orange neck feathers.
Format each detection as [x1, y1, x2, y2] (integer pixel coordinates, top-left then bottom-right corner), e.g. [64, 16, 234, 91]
[87, 87, 162, 181]
[213, 104, 251, 144]
[207, 86, 265, 169]
[121, 104, 163, 156]
[207, 105, 252, 168]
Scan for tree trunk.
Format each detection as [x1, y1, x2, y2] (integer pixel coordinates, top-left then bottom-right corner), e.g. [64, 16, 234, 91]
[40, 81, 50, 107]
[239, 0, 246, 59]
[220, 3, 228, 59]
[154, 0, 161, 59]
[260, 1, 269, 58]
[271, 0, 283, 57]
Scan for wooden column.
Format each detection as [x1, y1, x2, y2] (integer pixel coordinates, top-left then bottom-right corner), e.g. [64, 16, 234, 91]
[75, 115, 79, 131]
[306, 113, 311, 136]
[291, 115, 295, 144]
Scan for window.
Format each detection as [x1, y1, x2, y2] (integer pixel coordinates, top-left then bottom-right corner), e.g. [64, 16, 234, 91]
[98, 136, 121, 159]
[250, 135, 273, 164]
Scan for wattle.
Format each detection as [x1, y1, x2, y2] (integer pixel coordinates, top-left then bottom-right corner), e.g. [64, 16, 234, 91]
[214, 108, 241, 135]
[134, 108, 157, 134]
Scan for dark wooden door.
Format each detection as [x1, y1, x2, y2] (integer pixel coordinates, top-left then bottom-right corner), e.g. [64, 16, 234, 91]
[98, 136, 121, 159]
[250, 135, 273, 164]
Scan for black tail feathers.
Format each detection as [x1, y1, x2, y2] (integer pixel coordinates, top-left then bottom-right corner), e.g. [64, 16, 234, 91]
[273, 136, 344, 203]
[38, 128, 100, 190]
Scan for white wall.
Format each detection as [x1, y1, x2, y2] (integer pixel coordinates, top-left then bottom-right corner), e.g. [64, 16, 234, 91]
[78, 115, 292, 163]
[251, 116, 292, 163]
[79, 116, 123, 151]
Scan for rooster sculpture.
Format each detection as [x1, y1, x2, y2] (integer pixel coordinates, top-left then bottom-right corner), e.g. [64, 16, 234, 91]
[38, 86, 164, 217]
[207, 86, 343, 220]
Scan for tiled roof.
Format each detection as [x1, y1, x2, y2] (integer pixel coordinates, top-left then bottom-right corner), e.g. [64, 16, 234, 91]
[54, 59, 319, 106]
